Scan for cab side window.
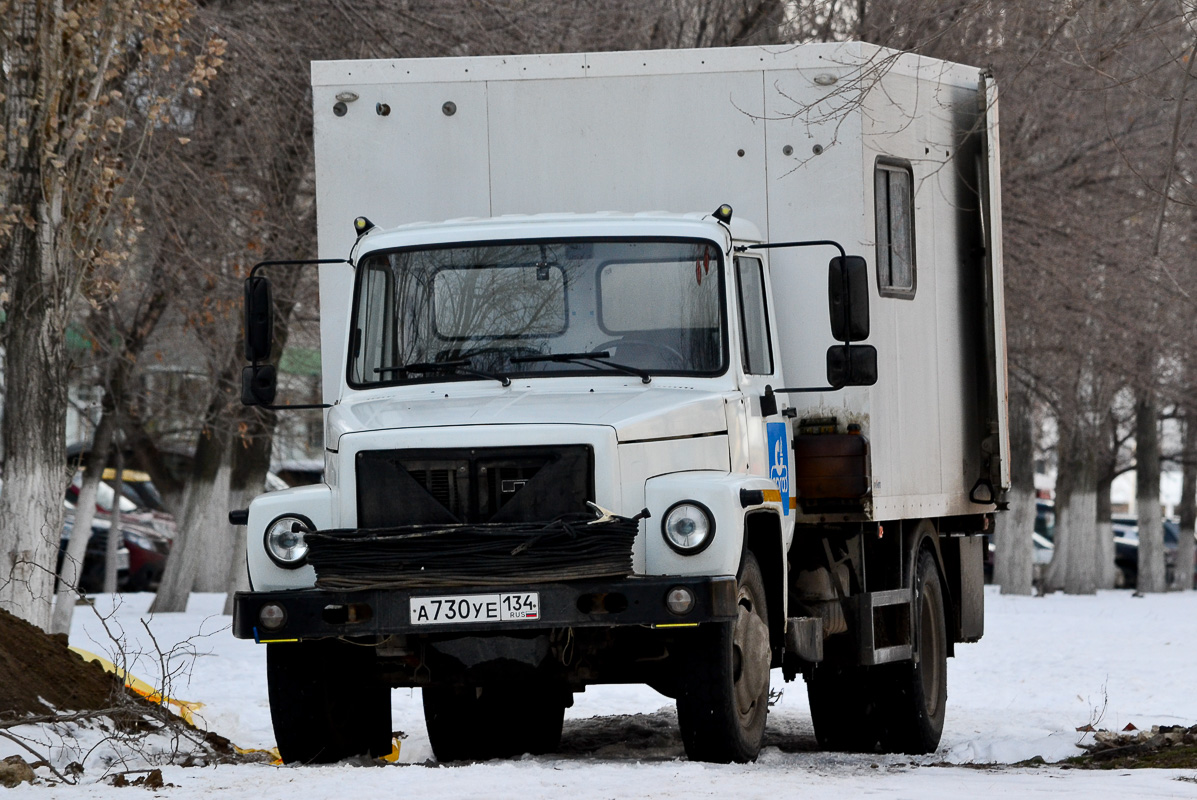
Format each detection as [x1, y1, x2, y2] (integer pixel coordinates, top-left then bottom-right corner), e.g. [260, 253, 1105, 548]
[734, 255, 773, 375]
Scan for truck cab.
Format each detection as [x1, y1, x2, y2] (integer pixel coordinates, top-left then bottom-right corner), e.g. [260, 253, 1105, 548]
[236, 210, 832, 762]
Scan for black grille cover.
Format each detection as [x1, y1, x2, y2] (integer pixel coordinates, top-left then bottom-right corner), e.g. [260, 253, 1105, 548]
[356, 446, 594, 528]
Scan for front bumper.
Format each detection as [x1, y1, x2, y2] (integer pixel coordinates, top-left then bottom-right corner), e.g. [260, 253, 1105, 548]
[232, 575, 737, 641]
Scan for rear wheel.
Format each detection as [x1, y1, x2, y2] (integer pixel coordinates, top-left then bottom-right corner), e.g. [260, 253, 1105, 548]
[808, 547, 948, 755]
[878, 548, 948, 754]
[267, 639, 392, 764]
[423, 684, 565, 762]
[676, 552, 771, 763]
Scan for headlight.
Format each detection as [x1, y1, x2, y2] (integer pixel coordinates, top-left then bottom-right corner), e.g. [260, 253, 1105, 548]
[662, 501, 715, 554]
[264, 515, 313, 568]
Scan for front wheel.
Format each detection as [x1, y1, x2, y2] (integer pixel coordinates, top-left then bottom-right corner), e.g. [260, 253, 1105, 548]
[676, 552, 771, 763]
[267, 639, 392, 764]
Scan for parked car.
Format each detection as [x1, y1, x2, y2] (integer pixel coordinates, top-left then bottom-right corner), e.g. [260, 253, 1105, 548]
[1, 476, 167, 593]
[270, 459, 324, 487]
[103, 467, 168, 512]
[66, 471, 176, 539]
[114, 519, 172, 591]
[57, 516, 130, 593]
[1110, 515, 1195, 589]
[983, 501, 1055, 582]
[63, 472, 174, 591]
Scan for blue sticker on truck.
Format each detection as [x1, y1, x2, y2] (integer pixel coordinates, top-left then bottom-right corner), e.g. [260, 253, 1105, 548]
[767, 422, 789, 516]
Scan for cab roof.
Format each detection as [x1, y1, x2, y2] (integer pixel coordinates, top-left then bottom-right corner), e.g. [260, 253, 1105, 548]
[350, 211, 763, 259]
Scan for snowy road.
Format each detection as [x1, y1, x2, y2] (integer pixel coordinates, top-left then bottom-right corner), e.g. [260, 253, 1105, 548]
[5, 587, 1197, 797]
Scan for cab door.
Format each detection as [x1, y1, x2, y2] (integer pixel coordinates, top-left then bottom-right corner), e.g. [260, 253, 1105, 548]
[733, 253, 791, 520]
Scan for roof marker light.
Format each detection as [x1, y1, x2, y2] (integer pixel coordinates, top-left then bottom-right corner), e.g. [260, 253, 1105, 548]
[354, 216, 375, 237]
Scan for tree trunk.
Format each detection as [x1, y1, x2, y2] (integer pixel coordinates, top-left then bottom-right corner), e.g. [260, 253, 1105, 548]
[1136, 393, 1166, 593]
[1063, 436, 1100, 595]
[1044, 418, 1073, 592]
[1094, 413, 1117, 590]
[994, 381, 1034, 594]
[1095, 469, 1116, 590]
[0, 0, 71, 631]
[222, 426, 273, 615]
[1175, 417, 1196, 591]
[149, 413, 233, 613]
[0, 277, 71, 629]
[1047, 416, 1101, 595]
[193, 453, 234, 593]
[50, 411, 117, 634]
[103, 448, 125, 594]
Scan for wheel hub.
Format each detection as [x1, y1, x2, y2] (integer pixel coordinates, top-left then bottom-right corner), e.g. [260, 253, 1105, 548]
[732, 602, 770, 718]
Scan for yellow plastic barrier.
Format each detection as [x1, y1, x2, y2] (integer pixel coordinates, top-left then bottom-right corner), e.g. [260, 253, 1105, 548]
[70, 647, 402, 764]
[235, 740, 402, 766]
[70, 647, 204, 726]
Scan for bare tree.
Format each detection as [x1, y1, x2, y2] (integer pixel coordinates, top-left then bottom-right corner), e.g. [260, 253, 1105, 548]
[993, 379, 1035, 594]
[0, 0, 219, 628]
[1135, 392, 1167, 591]
[1176, 416, 1197, 590]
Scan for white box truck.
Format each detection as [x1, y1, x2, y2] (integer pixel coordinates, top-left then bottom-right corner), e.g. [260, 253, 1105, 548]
[232, 42, 1008, 765]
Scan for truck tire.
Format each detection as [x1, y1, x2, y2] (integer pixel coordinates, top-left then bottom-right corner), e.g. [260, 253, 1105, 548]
[878, 547, 948, 754]
[267, 639, 392, 764]
[676, 552, 771, 763]
[806, 661, 883, 752]
[423, 684, 565, 761]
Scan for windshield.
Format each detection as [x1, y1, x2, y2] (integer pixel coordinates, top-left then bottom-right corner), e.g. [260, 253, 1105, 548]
[348, 238, 727, 387]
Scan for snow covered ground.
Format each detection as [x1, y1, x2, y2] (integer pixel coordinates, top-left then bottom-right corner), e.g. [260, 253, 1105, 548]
[5, 586, 1197, 798]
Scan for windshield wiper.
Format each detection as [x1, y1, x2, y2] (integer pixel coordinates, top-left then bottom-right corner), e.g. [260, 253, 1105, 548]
[375, 359, 510, 386]
[510, 351, 651, 384]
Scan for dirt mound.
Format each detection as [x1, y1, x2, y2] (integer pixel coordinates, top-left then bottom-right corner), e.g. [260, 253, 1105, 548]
[0, 605, 127, 720]
[1070, 725, 1197, 769]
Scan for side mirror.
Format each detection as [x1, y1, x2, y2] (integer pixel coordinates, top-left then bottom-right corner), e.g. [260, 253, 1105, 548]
[244, 275, 274, 362]
[827, 344, 877, 387]
[828, 256, 870, 342]
[241, 364, 277, 406]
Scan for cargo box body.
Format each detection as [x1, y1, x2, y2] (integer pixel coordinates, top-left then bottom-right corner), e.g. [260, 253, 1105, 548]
[310, 42, 1009, 524]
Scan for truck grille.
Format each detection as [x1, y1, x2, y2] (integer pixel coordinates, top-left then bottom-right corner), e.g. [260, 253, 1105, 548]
[409, 466, 457, 510]
[306, 510, 638, 590]
[355, 445, 594, 528]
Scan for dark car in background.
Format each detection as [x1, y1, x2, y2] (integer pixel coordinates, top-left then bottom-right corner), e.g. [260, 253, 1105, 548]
[63, 471, 174, 592]
[1110, 515, 1195, 589]
[114, 519, 172, 591]
[984, 501, 1056, 582]
[57, 516, 130, 593]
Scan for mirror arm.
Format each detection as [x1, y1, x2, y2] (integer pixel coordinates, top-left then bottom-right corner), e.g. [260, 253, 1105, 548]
[733, 239, 847, 260]
[263, 403, 332, 410]
[740, 239, 860, 393]
[734, 240, 853, 351]
[770, 383, 847, 392]
[249, 257, 352, 282]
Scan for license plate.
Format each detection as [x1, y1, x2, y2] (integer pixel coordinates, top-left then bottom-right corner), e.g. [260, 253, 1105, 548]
[409, 592, 540, 625]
